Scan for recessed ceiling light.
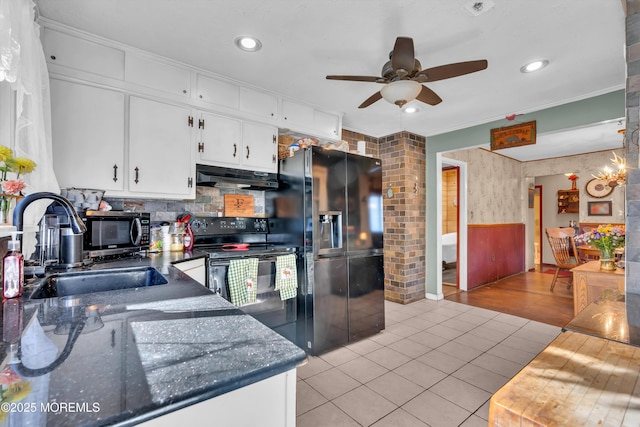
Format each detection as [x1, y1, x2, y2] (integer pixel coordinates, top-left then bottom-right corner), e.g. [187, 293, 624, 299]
[234, 36, 262, 52]
[403, 105, 420, 114]
[520, 59, 549, 73]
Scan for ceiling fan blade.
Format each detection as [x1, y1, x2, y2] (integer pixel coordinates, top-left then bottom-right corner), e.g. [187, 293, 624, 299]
[416, 60, 488, 82]
[391, 37, 415, 76]
[416, 85, 442, 106]
[358, 91, 383, 109]
[326, 75, 381, 82]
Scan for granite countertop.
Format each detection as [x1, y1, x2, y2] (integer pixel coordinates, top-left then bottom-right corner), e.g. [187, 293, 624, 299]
[0, 253, 307, 426]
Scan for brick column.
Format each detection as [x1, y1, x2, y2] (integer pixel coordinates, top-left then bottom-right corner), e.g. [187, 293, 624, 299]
[379, 132, 426, 303]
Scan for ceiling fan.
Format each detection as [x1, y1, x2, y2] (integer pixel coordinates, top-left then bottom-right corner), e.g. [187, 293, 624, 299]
[326, 37, 488, 109]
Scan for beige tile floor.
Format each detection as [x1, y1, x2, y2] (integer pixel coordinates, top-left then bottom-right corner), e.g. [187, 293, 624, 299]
[296, 298, 561, 427]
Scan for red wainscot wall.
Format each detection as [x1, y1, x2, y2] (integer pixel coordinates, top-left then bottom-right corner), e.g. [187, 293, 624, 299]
[467, 223, 525, 289]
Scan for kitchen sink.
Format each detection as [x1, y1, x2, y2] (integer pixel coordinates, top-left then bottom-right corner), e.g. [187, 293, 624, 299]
[29, 266, 169, 299]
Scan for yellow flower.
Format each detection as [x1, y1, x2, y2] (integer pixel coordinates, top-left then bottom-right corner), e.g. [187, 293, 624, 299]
[3, 381, 32, 402]
[9, 158, 36, 175]
[0, 146, 12, 164]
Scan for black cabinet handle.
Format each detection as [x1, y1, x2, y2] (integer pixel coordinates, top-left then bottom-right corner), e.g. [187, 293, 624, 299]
[233, 143, 237, 158]
[246, 146, 250, 159]
[134, 167, 139, 184]
[112, 164, 118, 182]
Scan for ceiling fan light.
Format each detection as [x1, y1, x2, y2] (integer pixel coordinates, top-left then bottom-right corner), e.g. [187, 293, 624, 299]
[381, 80, 422, 107]
[403, 105, 420, 114]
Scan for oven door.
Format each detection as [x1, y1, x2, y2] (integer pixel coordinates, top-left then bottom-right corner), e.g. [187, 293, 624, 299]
[207, 256, 298, 333]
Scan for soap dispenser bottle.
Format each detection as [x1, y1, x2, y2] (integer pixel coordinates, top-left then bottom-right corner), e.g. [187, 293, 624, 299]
[3, 231, 24, 300]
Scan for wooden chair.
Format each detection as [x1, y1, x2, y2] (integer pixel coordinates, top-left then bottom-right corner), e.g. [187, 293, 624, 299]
[545, 227, 583, 291]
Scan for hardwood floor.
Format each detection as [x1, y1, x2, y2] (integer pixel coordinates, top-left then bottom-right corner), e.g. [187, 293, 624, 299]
[444, 270, 574, 327]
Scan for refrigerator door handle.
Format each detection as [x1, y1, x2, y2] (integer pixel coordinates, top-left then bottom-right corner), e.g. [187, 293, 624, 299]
[347, 249, 383, 258]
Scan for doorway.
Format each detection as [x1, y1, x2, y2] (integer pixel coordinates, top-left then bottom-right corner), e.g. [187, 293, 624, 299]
[436, 154, 468, 298]
[534, 185, 542, 270]
[442, 166, 459, 294]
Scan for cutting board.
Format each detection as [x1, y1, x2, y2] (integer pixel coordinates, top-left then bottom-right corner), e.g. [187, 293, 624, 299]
[224, 194, 254, 217]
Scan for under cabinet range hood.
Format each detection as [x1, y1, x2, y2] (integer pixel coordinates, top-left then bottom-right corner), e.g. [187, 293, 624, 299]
[195, 164, 279, 190]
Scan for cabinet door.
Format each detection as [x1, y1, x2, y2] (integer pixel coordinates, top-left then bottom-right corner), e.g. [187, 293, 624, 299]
[125, 53, 191, 97]
[281, 99, 314, 129]
[129, 97, 194, 198]
[199, 113, 242, 167]
[239, 87, 277, 120]
[50, 79, 125, 192]
[242, 122, 277, 173]
[44, 29, 125, 80]
[314, 110, 341, 139]
[196, 75, 239, 109]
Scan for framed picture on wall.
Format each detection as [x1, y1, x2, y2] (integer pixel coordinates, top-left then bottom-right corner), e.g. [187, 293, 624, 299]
[588, 201, 612, 216]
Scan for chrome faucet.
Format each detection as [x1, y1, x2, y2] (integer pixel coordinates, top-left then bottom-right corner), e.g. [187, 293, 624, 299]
[13, 192, 86, 234]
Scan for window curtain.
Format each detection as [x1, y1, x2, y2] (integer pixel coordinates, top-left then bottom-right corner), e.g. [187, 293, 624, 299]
[0, 0, 60, 257]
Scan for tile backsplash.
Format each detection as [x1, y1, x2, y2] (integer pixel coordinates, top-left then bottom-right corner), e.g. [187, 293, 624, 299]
[105, 186, 266, 223]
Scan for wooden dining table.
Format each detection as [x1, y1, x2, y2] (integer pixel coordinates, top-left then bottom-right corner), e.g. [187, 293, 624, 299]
[577, 244, 600, 260]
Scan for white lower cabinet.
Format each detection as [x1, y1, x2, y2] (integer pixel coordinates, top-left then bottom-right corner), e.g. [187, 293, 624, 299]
[138, 369, 297, 427]
[128, 96, 195, 199]
[50, 78, 126, 192]
[197, 113, 277, 173]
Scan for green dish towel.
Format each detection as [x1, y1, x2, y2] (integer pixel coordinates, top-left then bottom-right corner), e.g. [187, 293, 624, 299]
[275, 254, 298, 301]
[227, 258, 258, 306]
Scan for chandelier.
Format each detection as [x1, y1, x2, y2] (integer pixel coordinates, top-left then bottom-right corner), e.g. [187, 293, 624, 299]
[595, 151, 627, 188]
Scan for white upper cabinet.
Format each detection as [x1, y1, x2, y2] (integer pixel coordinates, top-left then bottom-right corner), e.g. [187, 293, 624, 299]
[125, 53, 191, 97]
[197, 113, 277, 173]
[281, 100, 314, 130]
[197, 112, 242, 167]
[50, 79, 125, 192]
[239, 87, 278, 120]
[196, 75, 240, 109]
[314, 110, 341, 139]
[43, 28, 124, 80]
[129, 96, 195, 198]
[241, 122, 278, 173]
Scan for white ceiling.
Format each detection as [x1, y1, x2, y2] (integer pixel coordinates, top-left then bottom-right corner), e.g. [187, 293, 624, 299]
[34, 0, 627, 161]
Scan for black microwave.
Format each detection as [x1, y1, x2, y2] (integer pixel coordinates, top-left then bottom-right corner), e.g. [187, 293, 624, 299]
[82, 211, 150, 258]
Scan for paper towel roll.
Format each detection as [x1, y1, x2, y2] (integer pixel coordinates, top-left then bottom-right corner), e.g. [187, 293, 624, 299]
[357, 140, 366, 155]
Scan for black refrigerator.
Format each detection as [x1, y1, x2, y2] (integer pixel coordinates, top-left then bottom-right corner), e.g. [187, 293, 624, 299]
[270, 146, 384, 355]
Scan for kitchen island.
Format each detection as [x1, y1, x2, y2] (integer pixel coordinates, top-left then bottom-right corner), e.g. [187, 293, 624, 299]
[0, 254, 307, 426]
[489, 289, 640, 426]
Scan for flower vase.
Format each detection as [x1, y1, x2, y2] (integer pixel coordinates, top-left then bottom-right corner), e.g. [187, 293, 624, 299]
[599, 247, 616, 271]
[571, 180, 577, 190]
[0, 196, 11, 224]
